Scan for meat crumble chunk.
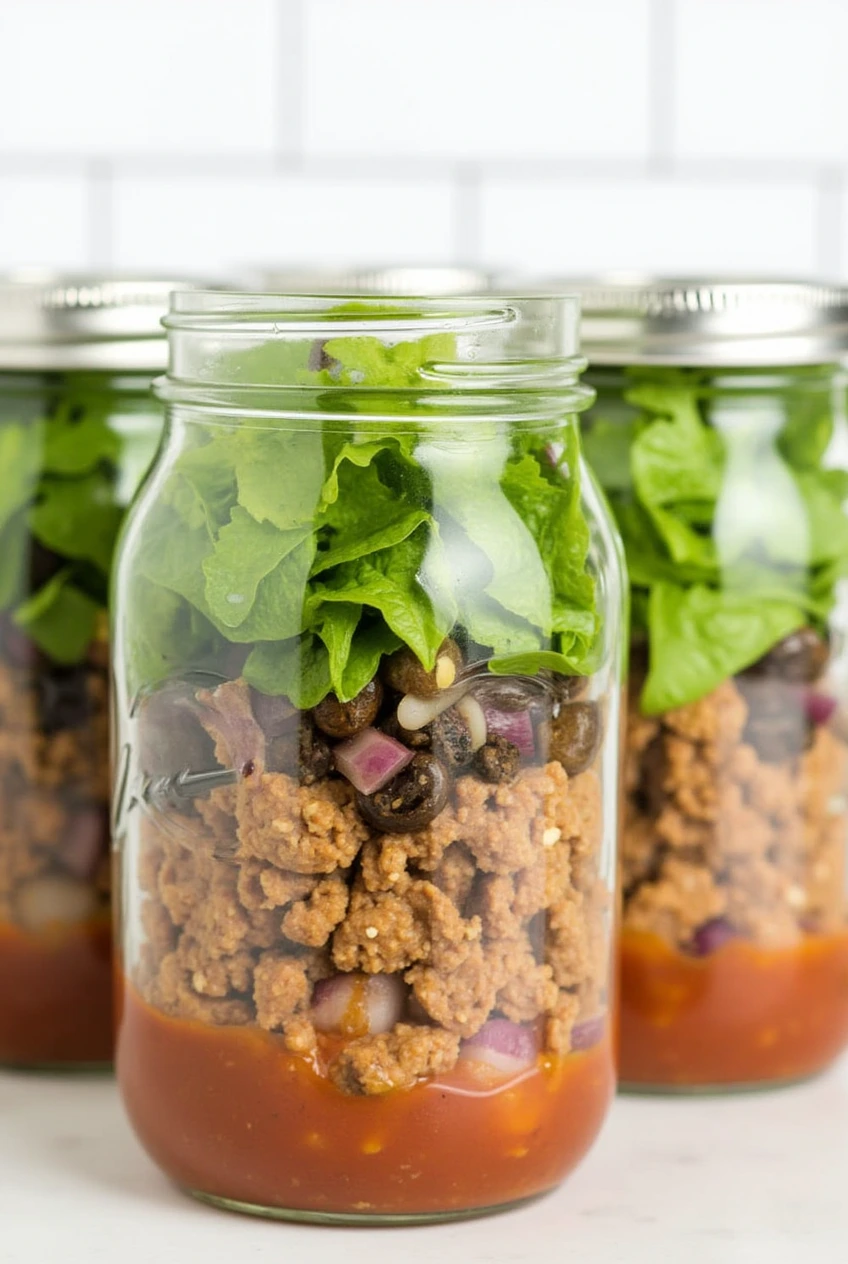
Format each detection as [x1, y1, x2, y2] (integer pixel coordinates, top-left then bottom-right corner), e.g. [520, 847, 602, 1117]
[282, 872, 350, 947]
[237, 773, 369, 873]
[134, 670, 612, 1085]
[329, 1023, 460, 1095]
[253, 950, 320, 1054]
[406, 942, 496, 1039]
[236, 859, 316, 911]
[332, 883, 430, 974]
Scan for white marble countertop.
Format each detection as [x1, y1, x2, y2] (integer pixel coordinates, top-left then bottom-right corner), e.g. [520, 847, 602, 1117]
[2, 1058, 847, 1264]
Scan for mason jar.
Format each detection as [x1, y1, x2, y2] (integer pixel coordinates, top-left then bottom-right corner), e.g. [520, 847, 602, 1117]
[0, 275, 198, 1068]
[573, 278, 848, 1091]
[112, 292, 625, 1223]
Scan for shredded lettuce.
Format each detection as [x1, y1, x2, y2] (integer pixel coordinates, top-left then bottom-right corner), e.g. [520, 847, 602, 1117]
[0, 381, 160, 663]
[128, 327, 600, 702]
[584, 367, 848, 713]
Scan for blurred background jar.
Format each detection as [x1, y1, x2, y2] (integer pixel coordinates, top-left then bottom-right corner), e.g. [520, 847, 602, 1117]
[572, 277, 848, 1091]
[0, 275, 202, 1068]
[112, 291, 625, 1222]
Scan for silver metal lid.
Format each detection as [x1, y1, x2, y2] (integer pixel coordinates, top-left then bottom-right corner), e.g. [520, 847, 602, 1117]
[0, 273, 212, 371]
[253, 265, 497, 297]
[521, 275, 848, 366]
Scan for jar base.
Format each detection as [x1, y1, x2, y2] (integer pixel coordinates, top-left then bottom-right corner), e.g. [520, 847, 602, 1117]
[0, 1058, 112, 1075]
[187, 1186, 548, 1227]
[619, 1071, 819, 1097]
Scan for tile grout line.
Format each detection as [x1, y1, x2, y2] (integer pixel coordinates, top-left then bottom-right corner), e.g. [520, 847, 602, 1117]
[815, 168, 844, 278]
[85, 160, 113, 268]
[276, 0, 305, 165]
[0, 153, 845, 185]
[648, 0, 676, 176]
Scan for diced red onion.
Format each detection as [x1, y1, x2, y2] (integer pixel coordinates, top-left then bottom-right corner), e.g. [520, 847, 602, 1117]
[59, 805, 109, 881]
[333, 727, 414, 795]
[459, 1019, 538, 1075]
[480, 703, 536, 759]
[804, 689, 839, 728]
[456, 695, 487, 752]
[194, 679, 266, 775]
[312, 972, 405, 1036]
[691, 917, 737, 957]
[571, 1015, 605, 1052]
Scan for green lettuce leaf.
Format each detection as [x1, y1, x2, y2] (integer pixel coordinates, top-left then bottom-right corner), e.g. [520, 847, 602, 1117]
[13, 569, 100, 664]
[642, 581, 805, 714]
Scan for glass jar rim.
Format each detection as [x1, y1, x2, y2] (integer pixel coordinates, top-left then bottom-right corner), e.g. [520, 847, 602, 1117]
[159, 291, 593, 409]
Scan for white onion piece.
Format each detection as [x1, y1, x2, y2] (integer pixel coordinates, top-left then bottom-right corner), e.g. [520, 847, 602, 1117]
[459, 1018, 538, 1075]
[481, 704, 536, 758]
[456, 694, 487, 752]
[15, 875, 97, 932]
[397, 682, 470, 731]
[334, 728, 413, 795]
[312, 972, 405, 1036]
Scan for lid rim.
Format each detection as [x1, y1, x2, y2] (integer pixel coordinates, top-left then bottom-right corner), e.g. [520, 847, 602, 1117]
[0, 273, 216, 371]
[527, 276, 848, 366]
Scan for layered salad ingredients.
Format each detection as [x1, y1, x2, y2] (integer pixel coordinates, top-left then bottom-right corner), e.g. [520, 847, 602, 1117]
[0, 376, 159, 1065]
[116, 319, 617, 1216]
[584, 366, 848, 1087]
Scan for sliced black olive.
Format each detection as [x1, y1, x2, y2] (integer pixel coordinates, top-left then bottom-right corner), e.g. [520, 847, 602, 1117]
[548, 701, 602, 776]
[381, 713, 432, 750]
[355, 753, 450, 833]
[267, 719, 332, 784]
[382, 639, 462, 698]
[475, 735, 520, 783]
[37, 666, 94, 734]
[474, 678, 539, 712]
[431, 706, 474, 770]
[313, 678, 383, 739]
[745, 628, 829, 685]
[553, 673, 588, 704]
[738, 678, 810, 763]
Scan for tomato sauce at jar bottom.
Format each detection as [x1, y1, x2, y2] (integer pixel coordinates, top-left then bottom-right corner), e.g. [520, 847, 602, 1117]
[619, 928, 848, 1090]
[0, 919, 113, 1067]
[116, 987, 614, 1222]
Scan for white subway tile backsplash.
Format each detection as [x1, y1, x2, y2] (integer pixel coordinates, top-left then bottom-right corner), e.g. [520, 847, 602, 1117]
[675, 0, 848, 163]
[478, 175, 820, 274]
[0, 173, 89, 268]
[303, 0, 652, 161]
[110, 172, 456, 270]
[0, 0, 847, 279]
[0, 0, 282, 157]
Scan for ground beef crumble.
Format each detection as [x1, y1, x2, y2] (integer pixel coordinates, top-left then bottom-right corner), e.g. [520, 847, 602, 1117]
[623, 674, 848, 950]
[134, 678, 611, 1096]
[0, 657, 110, 928]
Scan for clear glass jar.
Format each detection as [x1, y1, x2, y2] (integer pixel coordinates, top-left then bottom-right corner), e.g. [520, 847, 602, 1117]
[576, 279, 848, 1091]
[0, 277, 194, 1068]
[112, 292, 625, 1223]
